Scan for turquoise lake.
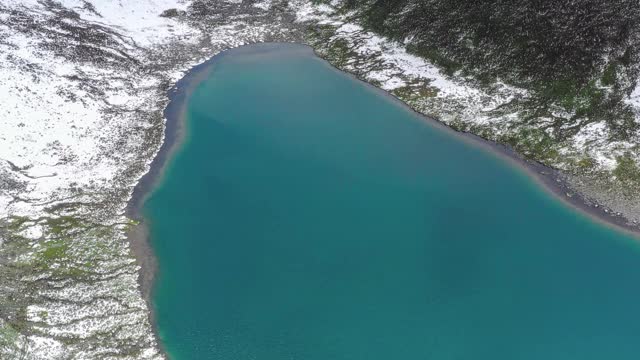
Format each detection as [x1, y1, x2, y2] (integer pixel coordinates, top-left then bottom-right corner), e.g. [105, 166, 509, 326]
[143, 44, 640, 359]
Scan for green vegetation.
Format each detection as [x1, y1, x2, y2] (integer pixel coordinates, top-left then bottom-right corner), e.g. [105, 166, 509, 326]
[613, 153, 640, 183]
[577, 156, 597, 170]
[501, 128, 559, 162]
[45, 216, 85, 236]
[0, 324, 19, 344]
[40, 239, 69, 261]
[38, 311, 48, 322]
[5, 216, 30, 232]
[601, 62, 618, 86]
[324, 38, 353, 68]
[0, 323, 20, 354]
[537, 78, 600, 111]
[391, 83, 439, 101]
[2, 214, 136, 281]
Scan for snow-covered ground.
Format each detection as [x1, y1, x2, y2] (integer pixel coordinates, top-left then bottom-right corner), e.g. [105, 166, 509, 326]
[0, 0, 198, 222]
[0, 0, 295, 358]
[628, 82, 640, 110]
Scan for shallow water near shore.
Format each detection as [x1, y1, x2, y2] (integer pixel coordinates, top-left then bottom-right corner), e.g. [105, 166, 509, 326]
[144, 43, 640, 359]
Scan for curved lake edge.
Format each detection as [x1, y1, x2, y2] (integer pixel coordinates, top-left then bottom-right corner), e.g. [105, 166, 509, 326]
[125, 42, 640, 358]
[124, 53, 216, 358]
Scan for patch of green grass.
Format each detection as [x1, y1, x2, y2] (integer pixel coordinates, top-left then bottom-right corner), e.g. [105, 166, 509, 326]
[45, 216, 84, 236]
[539, 78, 592, 110]
[8, 308, 28, 334]
[607, 108, 639, 141]
[613, 153, 640, 183]
[577, 156, 596, 170]
[0, 323, 20, 349]
[33, 239, 93, 278]
[41, 239, 69, 261]
[601, 62, 618, 86]
[5, 216, 30, 232]
[391, 83, 439, 102]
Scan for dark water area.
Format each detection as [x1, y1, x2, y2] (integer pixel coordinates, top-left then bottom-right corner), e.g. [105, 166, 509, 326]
[144, 44, 640, 360]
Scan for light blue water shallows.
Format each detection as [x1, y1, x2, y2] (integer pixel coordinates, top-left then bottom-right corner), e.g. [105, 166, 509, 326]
[144, 44, 640, 360]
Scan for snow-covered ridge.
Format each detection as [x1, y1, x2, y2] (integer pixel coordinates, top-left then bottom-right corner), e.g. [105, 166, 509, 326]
[0, 0, 197, 222]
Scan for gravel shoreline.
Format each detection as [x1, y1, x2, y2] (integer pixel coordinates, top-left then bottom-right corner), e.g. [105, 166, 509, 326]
[125, 53, 220, 359]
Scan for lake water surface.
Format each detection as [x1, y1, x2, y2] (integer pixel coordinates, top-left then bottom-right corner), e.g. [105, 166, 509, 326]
[144, 44, 640, 359]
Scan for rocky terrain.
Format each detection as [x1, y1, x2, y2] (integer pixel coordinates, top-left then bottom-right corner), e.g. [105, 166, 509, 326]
[0, 0, 639, 358]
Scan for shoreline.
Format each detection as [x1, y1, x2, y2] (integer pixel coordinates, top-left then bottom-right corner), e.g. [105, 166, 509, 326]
[438, 126, 640, 240]
[124, 53, 219, 359]
[126, 41, 640, 359]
